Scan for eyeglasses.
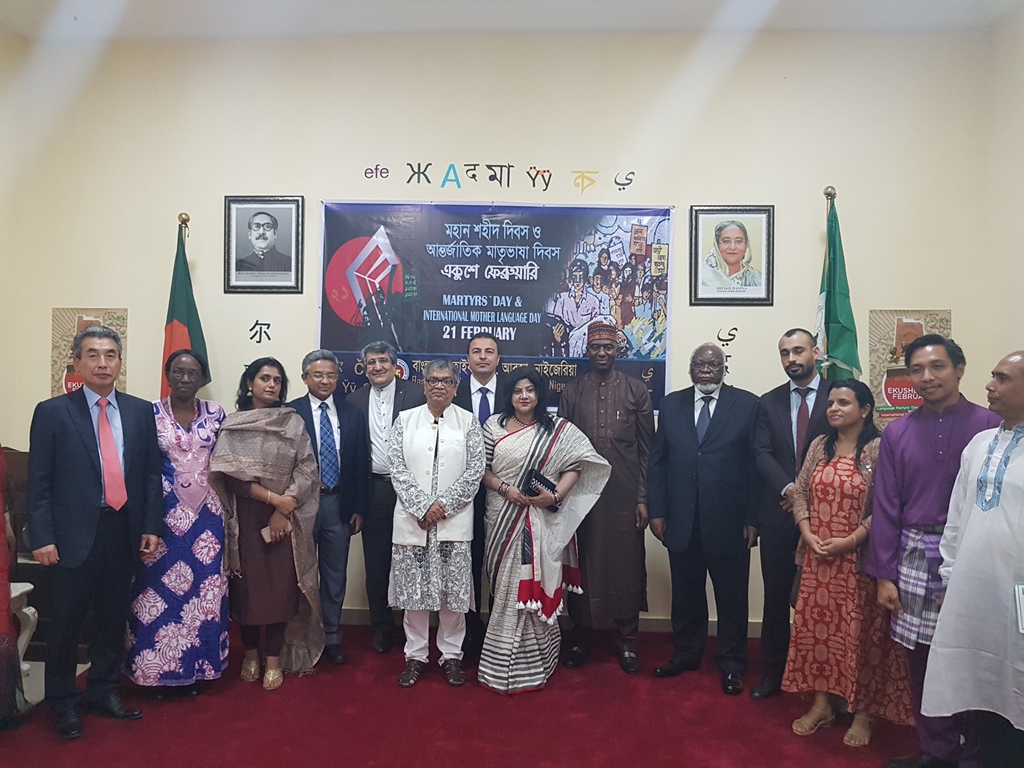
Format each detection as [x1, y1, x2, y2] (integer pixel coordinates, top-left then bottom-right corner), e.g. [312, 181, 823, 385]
[308, 372, 338, 382]
[425, 377, 456, 388]
[249, 222, 277, 232]
[690, 363, 724, 373]
[168, 369, 202, 381]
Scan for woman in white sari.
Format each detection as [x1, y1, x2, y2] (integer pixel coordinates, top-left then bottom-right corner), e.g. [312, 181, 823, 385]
[477, 367, 610, 694]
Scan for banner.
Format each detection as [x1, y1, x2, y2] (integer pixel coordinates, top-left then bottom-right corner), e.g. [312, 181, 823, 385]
[867, 309, 952, 426]
[320, 203, 672, 407]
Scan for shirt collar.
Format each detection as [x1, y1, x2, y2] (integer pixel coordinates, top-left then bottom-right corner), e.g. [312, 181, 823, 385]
[916, 394, 968, 420]
[308, 392, 335, 412]
[373, 378, 397, 396]
[83, 386, 118, 409]
[694, 384, 722, 403]
[471, 374, 497, 394]
[789, 374, 820, 393]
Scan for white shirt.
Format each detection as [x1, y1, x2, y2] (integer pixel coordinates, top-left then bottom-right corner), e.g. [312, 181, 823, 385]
[308, 392, 340, 459]
[370, 379, 396, 474]
[470, 374, 498, 422]
[693, 384, 722, 425]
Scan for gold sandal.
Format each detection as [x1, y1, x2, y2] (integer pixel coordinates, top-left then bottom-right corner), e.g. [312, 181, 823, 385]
[240, 657, 261, 683]
[263, 667, 284, 691]
[792, 705, 836, 736]
[843, 714, 875, 747]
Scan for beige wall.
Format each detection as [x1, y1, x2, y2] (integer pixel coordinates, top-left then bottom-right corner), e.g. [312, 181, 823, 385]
[1, 24, 1017, 625]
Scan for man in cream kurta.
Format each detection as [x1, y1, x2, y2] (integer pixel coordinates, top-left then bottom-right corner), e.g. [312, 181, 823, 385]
[923, 350, 1024, 767]
[387, 361, 484, 688]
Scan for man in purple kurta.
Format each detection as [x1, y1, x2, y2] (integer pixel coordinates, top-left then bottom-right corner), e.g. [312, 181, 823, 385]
[865, 335, 1001, 768]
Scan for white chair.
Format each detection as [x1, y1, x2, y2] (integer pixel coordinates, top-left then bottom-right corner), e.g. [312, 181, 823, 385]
[9, 583, 37, 674]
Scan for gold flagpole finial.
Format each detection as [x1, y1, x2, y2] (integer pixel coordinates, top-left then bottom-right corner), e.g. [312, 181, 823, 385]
[823, 186, 837, 200]
[178, 212, 190, 225]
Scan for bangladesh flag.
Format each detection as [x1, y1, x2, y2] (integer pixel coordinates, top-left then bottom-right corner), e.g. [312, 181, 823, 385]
[815, 196, 861, 380]
[162, 222, 209, 397]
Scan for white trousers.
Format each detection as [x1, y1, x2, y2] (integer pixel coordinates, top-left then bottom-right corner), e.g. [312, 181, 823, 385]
[403, 607, 466, 663]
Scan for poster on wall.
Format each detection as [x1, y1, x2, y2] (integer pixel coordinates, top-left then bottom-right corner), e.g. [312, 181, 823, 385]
[320, 202, 673, 408]
[867, 309, 952, 426]
[51, 308, 128, 397]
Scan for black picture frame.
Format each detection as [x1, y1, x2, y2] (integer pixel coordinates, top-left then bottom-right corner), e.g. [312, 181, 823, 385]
[689, 205, 774, 306]
[224, 196, 304, 294]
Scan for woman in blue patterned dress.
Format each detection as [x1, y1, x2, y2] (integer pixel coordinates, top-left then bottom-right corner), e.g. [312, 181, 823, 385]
[125, 350, 228, 695]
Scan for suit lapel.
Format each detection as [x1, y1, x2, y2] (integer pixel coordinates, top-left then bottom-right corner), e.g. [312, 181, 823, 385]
[774, 385, 797, 465]
[119, 394, 135, 475]
[681, 387, 699, 442]
[391, 381, 403, 423]
[68, 389, 102, 477]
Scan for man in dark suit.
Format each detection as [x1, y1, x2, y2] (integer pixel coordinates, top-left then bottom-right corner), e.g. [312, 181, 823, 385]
[287, 349, 369, 666]
[749, 328, 833, 701]
[28, 326, 162, 739]
[347, 341, 426, 653]
[648, 342, 760, 696]
[452, 332, 508, 658]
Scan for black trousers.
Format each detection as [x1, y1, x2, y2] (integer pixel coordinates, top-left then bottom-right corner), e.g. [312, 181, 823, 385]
[757, 522, 800, 680]
[46, 510, 133, 715]
[466, 487, 489, 639]
[362, 475, 397, 633]
[667, 523, 750, 675]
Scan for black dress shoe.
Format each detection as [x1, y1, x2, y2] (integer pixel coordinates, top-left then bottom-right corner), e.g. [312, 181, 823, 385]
[372, 629, 394, 654]
[885, 754, 957, 768]
[652, 657, 701, 678]
[618, 650, 641, 675]
[749, 675, 782, 701]
[722, 672, 744, 695]
[323, 643, 348, 665]
[85, 693, 142, 721]
[562, 644, 591, 668]
[55, 710, 83, 740]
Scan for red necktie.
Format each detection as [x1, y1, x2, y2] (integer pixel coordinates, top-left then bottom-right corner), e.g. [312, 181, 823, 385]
[98, 398, 128, 511]
[795, 387, 811, 460]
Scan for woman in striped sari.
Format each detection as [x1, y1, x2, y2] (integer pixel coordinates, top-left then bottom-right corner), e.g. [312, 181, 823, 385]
[477, 367, 610, 694]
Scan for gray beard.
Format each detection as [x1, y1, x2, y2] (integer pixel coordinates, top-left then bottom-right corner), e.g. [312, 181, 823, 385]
[696, 382, 721, 395]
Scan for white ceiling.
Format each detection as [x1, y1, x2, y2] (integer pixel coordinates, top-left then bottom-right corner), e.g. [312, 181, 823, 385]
[1, 0, 1021, 41]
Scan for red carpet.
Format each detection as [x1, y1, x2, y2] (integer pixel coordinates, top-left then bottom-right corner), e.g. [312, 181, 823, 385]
[1, 627, 914, 767]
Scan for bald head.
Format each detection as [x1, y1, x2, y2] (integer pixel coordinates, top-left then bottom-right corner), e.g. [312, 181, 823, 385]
[986, 351, 1024, 428]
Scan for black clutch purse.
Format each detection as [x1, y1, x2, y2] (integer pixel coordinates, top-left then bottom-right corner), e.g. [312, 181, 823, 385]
[519, 468, 559, 512]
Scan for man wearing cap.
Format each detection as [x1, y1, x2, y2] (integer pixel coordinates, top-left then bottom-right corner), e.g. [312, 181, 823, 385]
[558, 320, 654, 674]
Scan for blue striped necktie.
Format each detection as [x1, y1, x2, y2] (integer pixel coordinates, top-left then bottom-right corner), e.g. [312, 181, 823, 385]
[319, 402, 340, 489]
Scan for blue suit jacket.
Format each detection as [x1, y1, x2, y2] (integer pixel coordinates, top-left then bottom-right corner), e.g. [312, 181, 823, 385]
[647, 384, 760, 555]
[286, 392, 370, 518]
[27, 387, 163, 569]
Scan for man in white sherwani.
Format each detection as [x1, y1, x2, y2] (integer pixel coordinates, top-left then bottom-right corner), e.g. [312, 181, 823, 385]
[922, 350, 1024, 768]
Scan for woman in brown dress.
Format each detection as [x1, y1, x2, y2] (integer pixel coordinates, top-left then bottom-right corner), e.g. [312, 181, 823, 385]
[782, 380, 912, 747]
[210, 358, 322, 691]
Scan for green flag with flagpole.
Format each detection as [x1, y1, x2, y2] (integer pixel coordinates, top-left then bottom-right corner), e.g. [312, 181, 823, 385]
[816, 191, 861, 380]
[161, 216, 210, 397]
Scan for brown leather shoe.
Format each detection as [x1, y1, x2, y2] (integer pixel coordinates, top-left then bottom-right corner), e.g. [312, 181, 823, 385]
[398, 659, 428, 688]
[442, 658, 466, 687]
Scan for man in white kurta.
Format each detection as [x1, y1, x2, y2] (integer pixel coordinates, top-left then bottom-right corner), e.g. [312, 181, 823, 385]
[922, 350, 1024, 766]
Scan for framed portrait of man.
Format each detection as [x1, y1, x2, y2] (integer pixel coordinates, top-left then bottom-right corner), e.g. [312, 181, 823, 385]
[224, 196, 304, 293]
[689, 205, 773, 306]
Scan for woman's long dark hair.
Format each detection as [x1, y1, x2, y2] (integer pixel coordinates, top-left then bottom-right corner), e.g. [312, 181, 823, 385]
[498, 366, 554, 433]
[236, 357, 288, 411]
[822, 379, 880, 468]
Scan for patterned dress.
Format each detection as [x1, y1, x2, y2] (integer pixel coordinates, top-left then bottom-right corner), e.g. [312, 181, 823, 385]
[782, 455, 913, 725]
[125, 399, 229, 687]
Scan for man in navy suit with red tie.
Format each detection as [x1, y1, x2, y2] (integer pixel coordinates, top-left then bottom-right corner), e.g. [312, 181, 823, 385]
[286, 349, 369, 666]
[749, 328, 833, 700]
[28, 326, 163, 740]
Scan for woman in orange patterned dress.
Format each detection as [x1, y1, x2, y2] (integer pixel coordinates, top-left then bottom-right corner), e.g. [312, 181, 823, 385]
[782, 381, 912, 748]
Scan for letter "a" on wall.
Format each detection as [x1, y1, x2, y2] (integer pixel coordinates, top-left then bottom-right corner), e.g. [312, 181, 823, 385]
[441, 163, 462, 189]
